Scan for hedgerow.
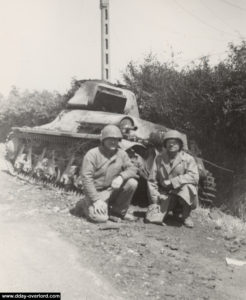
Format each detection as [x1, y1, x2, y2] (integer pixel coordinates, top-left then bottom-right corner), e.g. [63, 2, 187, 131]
[0, 87, 66, 141]
[123, 41, 246, 218]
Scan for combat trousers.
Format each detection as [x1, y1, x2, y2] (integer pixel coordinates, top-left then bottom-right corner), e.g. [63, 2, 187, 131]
[81, 178, 138, 223]
[146, 193, 192, 224]
[160, 194, 192, 220]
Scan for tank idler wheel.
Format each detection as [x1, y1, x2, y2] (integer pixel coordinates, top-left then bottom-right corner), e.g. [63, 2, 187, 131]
[5, 136, 20, 162]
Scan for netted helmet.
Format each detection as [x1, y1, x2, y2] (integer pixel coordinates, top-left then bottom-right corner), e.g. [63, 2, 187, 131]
[101, 125, 123, 141]
[163, 130, 184, 149]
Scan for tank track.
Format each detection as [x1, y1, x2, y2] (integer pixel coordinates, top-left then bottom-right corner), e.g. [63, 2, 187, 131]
[192, 156, 217, 206]
[5, 131, 99, 193]
[5, 130, 217, 206]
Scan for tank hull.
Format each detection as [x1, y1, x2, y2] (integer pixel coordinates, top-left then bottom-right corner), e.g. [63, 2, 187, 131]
[4, 79, 215, 204]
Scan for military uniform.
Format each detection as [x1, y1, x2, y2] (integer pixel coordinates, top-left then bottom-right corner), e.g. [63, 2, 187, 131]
[148, 150, 199, 207]
[146, 130, 199, 226]
[81, 145, 138, 222]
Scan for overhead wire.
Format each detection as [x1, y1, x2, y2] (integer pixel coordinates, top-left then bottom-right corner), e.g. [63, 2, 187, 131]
[177, 50, 229, 66]
[199, 0, 245, 38]
[173, 0, 240, 39]
[166, 0, 245, 67]
[219, 0, 246, 12]
[165, 27, 231, 42]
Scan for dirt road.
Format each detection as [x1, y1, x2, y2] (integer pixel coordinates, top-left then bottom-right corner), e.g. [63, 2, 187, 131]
[0, 149, 246, 300]
[0, 217, 120, 300]
[0, 161, 121, 299]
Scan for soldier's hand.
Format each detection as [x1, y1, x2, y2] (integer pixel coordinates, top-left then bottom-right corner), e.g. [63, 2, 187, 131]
[158, 194, 169, 202]
[111, 176, 123, 189]
[93, 200, 107, 215]
[163, 180, 172, 188]
[162, 180, 173, 192]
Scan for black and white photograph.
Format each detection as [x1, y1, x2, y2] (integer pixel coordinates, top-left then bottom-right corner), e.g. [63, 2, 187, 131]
[0, 0, 246, 299]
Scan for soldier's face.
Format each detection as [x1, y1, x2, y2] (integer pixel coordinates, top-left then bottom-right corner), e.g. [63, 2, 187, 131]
[165, 139, 181, 154]
[103, 138, 120, 151]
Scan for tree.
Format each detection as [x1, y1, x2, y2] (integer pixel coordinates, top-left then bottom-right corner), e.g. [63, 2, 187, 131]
[0, 87, 65, 141]
[123, 41, 246, 170]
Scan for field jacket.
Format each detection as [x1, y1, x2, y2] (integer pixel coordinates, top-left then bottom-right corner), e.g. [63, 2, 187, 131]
[148, 150, 199, 207]
[81, 146, 138, 202]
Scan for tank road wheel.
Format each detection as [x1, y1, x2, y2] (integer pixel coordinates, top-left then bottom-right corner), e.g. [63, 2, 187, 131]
[60, 154, 76, 189]
[54, 166, 61, 183]
[42, 150, 59, 182]
[73, 175, 83, 191]
[22, 146, 33, 174]
[193, 156, 216, 206]
[199, 171, 217, 206]
[14, 144, 26, 172]
[33, 148, 47, 179]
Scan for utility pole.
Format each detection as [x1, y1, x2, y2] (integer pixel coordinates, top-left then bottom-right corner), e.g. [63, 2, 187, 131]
[100, 0, 110, 81]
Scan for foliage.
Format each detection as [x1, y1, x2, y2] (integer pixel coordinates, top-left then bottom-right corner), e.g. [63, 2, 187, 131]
[123, 41, 246, 215]
[0, 87, 66, 141]
[123, 42, 246, 170]
[62, 77, 87, 102]
[0, 78, 109, 142]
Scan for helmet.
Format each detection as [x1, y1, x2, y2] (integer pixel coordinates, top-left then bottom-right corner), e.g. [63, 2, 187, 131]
[101, 125, 123, 141]
[119, 139, 146, 152]
[148, 131, 166, 149]
[163, 130, 184, 149]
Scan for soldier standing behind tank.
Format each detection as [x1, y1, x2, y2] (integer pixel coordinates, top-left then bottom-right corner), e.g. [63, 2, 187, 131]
[146, 130, 199, 228]
[80, 124, 138, 223]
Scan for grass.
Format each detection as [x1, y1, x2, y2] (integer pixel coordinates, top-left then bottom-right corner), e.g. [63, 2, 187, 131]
[195, 206, 246, 236]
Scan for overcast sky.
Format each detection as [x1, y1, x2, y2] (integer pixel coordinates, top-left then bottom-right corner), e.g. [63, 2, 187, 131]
[0, 0, 246, 96]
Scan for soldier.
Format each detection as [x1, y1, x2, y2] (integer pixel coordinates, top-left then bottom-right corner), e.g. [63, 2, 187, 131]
[146, 130, 199, 228]
[80, 124, 138, 223]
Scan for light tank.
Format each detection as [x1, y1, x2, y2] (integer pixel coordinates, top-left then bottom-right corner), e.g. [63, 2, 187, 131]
[5, 79, 216, 204]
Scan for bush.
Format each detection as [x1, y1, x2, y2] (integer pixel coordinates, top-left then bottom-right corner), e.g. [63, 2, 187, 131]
[123, 42, 246, 168]
[123, 41, 246, 215]
[0, 87, 66, 141]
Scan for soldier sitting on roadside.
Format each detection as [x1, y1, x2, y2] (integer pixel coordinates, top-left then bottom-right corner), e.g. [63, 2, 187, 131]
[146, 130, 199, 228]
[79, 124, 139, 223]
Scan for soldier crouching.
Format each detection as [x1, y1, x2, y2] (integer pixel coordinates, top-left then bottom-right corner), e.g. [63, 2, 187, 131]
[146, 130, 199, 228]
[80, 125, 138, 223]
